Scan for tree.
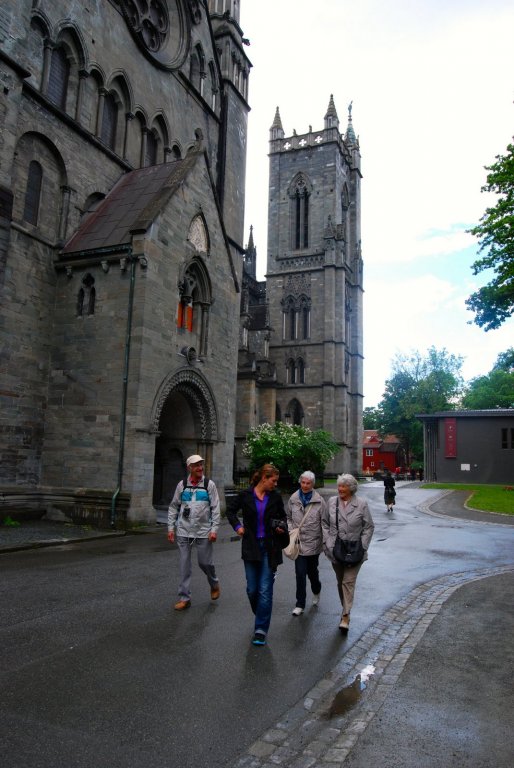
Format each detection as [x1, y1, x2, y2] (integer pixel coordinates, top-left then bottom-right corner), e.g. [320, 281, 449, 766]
[379, 347, 464, 462]
[461, 348, 514, 409]
[243, 422, 339, 484]
[363, 406, 382, 430]
[466, 141, 514, 330]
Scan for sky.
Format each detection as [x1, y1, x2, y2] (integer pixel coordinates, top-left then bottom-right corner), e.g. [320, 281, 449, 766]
[238, 0, 514, 407]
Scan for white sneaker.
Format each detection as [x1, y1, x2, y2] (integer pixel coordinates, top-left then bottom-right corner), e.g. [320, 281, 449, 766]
[292, 606, 304, 616]
[312, 593, 320, 606]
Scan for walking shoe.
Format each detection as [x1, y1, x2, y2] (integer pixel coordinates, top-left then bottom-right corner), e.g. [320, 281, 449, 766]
[174, 600, 191, 611]
[292, 606, 304, 616]
[210, 583, 221, 600]
[339, 613, 350, 632]
[312, 593, 320, 606]
[251, 632, 266, 646]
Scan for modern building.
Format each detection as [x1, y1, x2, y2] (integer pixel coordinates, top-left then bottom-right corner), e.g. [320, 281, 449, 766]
[236, 98, 364, 476]
[417, 410, 514, 484]
[0, 0, 251, 525]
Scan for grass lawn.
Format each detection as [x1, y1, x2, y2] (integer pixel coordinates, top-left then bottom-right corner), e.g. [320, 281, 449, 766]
[423, 484, 514, 515]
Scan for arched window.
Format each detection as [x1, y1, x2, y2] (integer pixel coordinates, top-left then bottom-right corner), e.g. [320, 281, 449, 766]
[77, 274, 96, 317]
[297, 358, 305, 384]
[145, 130, 158, 166]
[101, 92, 117, 149]
[177, 258, 211, 356]
[47, 46, 69, 109]
[289, 174, 311, 250]
[286, 359, 296, 384]
[23, 161, 43, 226]
[281, 296, 297, 341]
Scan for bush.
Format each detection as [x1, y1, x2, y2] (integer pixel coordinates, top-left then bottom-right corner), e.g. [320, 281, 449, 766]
[243, 423, 339, 483]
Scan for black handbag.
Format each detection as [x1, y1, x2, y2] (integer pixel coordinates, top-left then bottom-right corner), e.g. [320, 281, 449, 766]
[333, 500, 365, 565]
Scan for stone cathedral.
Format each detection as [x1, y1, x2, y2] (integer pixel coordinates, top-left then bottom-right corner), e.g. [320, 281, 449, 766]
[0, 1, 363, 527]
[236, 97, 364, 476]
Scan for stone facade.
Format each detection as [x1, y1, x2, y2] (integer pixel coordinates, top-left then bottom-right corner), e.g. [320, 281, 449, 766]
[236, 98, 364, 476]
[0, 0, 251, 525]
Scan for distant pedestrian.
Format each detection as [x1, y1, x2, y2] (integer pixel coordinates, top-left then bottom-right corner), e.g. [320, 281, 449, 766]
[383, 470, 396, 512]
[322, 474, 374, 633]
[286, 471, 326, 615]
[167, 455, 220, 611]
[225, 464, 289, 646]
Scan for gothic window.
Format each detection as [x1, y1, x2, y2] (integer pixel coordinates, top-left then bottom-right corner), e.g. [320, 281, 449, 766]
[299, 299, 311, 340]
[47, 46, 69, 110]
[23, 161, 43, 226]
[297, 358, 305, 384]
[101, 92, 117, 149]
[177, 258, 211, 356]
[289, 174, 312, 250]
[145, 130, 158, 166]
[77, 274, 96, 317]
[190, 45, 205, 95]
[286, 359, 296, 384]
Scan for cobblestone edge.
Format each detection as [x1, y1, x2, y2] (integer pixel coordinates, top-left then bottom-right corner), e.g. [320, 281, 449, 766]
[229, 563, 514, 768]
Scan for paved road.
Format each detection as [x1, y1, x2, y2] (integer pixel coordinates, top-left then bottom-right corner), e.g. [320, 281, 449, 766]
[1, 483, 513, 767]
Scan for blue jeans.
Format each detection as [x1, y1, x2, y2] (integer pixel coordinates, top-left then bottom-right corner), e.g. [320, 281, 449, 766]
[294, 554, 321, 609]
[244, 541, 275, 636]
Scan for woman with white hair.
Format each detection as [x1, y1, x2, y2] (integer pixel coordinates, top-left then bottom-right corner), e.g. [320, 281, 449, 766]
[322, 473, 374, 633]
[286, 470, 326, 615]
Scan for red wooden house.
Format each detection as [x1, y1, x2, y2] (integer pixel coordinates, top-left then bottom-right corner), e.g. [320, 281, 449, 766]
[362, 430, 406, 475]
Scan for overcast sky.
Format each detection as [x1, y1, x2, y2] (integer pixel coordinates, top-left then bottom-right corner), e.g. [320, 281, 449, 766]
[239, 0, 514, 407]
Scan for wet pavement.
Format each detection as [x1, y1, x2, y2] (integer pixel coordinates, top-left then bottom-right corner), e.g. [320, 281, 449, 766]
[1, 483, 513, 767]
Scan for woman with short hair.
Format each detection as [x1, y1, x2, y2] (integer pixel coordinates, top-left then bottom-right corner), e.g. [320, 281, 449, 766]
[322, 473, 374, 633]
[286, 470, 326, 615]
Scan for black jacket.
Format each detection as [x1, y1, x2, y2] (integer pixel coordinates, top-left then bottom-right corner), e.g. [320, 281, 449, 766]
[226, 487, 289, 570]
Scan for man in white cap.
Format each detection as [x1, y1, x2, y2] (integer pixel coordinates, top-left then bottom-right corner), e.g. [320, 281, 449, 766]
[167, 455, 221, 610]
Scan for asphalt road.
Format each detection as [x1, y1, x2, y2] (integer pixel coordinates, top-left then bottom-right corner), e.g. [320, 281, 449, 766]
[1, 483, 513, 768]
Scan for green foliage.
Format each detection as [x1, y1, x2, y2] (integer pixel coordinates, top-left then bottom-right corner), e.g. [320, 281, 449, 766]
[461, 347, 514, 408]
[461, 369, 514, 409]
[363, 406, 382, 430]
[243, 422, 339, 482]
[1, 516, 21, 527]
[379, 347, 463, 461]
[467, 142, 514, 330]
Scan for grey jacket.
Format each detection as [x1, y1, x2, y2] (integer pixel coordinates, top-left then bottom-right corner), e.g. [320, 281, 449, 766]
[322, 494, 374, 563]
[167, 476, 220, 539]
[287, 489, 326, 556]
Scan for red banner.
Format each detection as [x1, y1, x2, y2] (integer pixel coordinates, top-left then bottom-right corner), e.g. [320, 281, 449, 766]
[444, 418, 457, 458]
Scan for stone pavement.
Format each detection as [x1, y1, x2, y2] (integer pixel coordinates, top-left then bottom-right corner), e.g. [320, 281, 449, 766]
[1, 488, 513, 767]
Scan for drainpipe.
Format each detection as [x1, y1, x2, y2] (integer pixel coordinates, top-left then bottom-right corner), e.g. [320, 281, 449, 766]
[111, 250, 136, 528]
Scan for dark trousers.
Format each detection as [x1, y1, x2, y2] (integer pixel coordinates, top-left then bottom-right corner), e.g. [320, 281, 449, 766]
[294, 554, 321, 609]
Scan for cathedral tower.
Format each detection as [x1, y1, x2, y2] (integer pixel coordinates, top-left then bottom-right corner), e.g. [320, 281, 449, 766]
[265, 97, 364, 473]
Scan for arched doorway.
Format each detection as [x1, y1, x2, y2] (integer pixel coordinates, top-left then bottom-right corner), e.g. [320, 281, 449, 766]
[152, 369, 218, 507]
[285, 398, 304, 426]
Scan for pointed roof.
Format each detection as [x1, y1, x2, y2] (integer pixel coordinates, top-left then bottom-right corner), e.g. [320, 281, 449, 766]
[324, 94, 339, 122]
[62, 152, 203, 254]
[247, 224, 255, 250]
[345, 100, 357, 145]
[270, 106, 283, 132]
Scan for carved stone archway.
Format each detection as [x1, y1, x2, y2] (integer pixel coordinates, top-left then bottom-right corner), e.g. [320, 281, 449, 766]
[152, 369, 218, 506]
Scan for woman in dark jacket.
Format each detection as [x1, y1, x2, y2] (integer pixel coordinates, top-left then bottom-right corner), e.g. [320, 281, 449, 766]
[226, 464, 289, 646]
[383, 470, 396, 512]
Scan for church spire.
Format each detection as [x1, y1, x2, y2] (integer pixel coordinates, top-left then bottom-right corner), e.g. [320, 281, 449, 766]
[324, 94, 339, 129]
[269, 107, 284, 140]
[244, 225, 257, 279]
[345, 100, 357, 145]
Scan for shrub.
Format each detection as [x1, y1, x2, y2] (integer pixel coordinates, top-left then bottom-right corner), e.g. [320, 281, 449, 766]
[243, 423, 339, 483]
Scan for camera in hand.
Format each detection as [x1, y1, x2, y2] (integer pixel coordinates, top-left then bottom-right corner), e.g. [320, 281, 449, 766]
[271, 518, 285, 532]
[182, 506, 191, 520]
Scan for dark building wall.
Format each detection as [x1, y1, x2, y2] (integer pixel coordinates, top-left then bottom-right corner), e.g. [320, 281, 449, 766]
[423, 413, 514, 484]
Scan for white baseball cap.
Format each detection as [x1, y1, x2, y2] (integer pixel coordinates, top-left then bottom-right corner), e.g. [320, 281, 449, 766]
[186, 454, 204, 466]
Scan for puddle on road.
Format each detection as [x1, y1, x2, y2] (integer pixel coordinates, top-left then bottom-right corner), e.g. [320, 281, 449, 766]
[327, 664, 376, 718]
